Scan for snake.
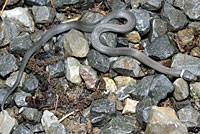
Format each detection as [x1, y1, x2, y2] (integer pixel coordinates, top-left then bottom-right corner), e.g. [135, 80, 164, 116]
[1, 10, 197, 112]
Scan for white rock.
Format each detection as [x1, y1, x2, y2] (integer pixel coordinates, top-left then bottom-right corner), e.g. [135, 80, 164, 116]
[122, 98, 139, 114]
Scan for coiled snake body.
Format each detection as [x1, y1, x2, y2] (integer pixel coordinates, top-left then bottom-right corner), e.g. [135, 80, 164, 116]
[1, 10, 197, 111]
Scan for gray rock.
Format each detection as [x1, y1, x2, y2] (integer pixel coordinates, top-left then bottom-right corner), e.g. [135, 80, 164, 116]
[173, 0, 185, 9]
[87, 49, 110, 73]
[145, 35, 177, 60]
[0, 54, 18, 77]
[22, 74, 38, 93]
[90, 99, 116, 127]
[24, 0, 50, 6]
[188, 21, 200, 34]
[130, 9, 151, 36]
[117, 37, 129, 47]
[149, 18, 168, 42]
[12, 124, 33, 134]
[53, 0, 80, 8]
[164, 0, 174, 4]
[46, 60, 65, 78]
[109, 0, 127, 10]
[46, 122, 69, 134]
[177, 105, 200, 127]
[6, 0, 20, 6]
[32, 6, 56, 24]
[111, 56, 144, 77]
[13, 89, 32, 107]
[189, 82, 200, 98]
[175, 100, 191, 110]
[132, 75, 174, 103]
[145, 106, 188, 134]
[10, 32, 33, 56]
[79, 65, 99, 90]
[173, 78, 189, 101]
[100, 115, 139, 134]
[29, 123, 45, 133]
[1, 7, 34, 32]
[115, 85, 136, 101]
[130, 0, 140, 9]
[0, 110, 18, 134]
[171, 53, 200, 77]
[63, 29, 89, 57]
[184, 0, 200, 20]
[161, 3, 188, 31]
[64, 57, 81, 84]
[22, 107, 42, 123]
[0, 85, 14, 107]
[140, 0, 163, 11]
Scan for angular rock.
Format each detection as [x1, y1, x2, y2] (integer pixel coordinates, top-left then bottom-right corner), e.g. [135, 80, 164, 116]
[177, 28, 195, 46]
[87, 49, 110, 73]
[13, 89, 32, 107]
[125, 31, 141, 43]
[24, 0, 50, 6]
[115, 85, 136, 101]
[46, 122, 69, 134]
[32, 6, 56, 24]
[89, 99, 116, 127]
[0, 54, 18, 77]
[171, 53, 200, 77]
[183, 0, 200, 20]
[22, 74, 39, 93]
[117, 37, 129, 47]
[114, 76, 136, 88]
[140, 0, 163, 11]
[107, 93, 123, 111]
[12, 124, 32, 134]
[111, 56, 144, 77]
[190, 47, 200, 57]
[145, 35, 177, 60]
[10, 32, 33, 56]
[189, 82, 200, 98]
[63, 29, 89, 57]
[64, 57, 81, 84]
[6, 0, 20, 6]
[109, 0, 127, 10]
[29, 123, 45, 133]
[41, 110, 59, 130]
[161, 3, 188, 31]
[131, 0, 140, 9]
[22, 107, 42, 123]
[188, 21, 200, 34]
[79, 65, 99, 90]
[103, 77, 117, 93]
[46, 60, 65, 78]
[0, 85, 14, 108]
[145, 106, 188, 134]
[173, 78, 189, 101]
[1, 7, 34, 32]
[122, 98, 139, 114]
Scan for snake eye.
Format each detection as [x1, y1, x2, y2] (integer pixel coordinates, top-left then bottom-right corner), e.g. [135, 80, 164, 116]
[182, 70, 197, 81]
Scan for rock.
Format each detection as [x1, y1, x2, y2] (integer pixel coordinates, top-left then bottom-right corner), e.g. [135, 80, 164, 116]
[107, 93, 123, 110]
[125, 31, 141, 43]
[130, 9, 151, 36]
[24, 0, 50, 6]
[46, 60, 65, 78]
[22, 107, 42, 123]
[13, 89, 32, 107]
[87, 49, 110, 73]
[130, 0, 140, 9]
[41, 110, 59, 130]
[89, 99, 116, 127]
[0, 54, 18, 77]
[140, 0, 163, 11]
[10, 32, 33, 56]
[100, 115, 139, 134]
[64, 57, 81, 84]
[111, 56, 144, 77]
[6, 0, 20, 6]
[32, 6, 56, 24]
[189, 82, 200, 98]
[22, 74, 39, 93]
[12, 124, 32, 134]
[114, 76, 136, 88]
[0, 85, 14, 108]
[115, 85, 136, 101]
[177, 28, 195, 46]
[63, 29, 89, 57]
[145, 35, 177, 60]
[175, 100, 191, 110]
[103, 77, 117, 93]
[1, 7, 34, 32]
[171, 53, 200, 77]
[161, 3, 188, 31]
[149, 18, 168, 42]
[183, 0, 200, 20]
[29, 123, 45, 133]
[79, 65, 99, 90]
[122, 98, 139, 114]
[145, 106, 188, 134]
[190, 47, 200, 57]
[0, 110, 18, 134]
[188, 21, 200, 34]
[173, 78, 189, 101]
[117, 37, 129, 47]
[46, 122, 69, 134]
[177, 105, 200, 127]
[109, 0, 127, 10]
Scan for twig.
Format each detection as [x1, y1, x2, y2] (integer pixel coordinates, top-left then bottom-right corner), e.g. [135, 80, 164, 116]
[54, 94, 59, 114]
[0, 0, 8, 17]
[58, 110, 77, 123]
[50, 0, 56, 11]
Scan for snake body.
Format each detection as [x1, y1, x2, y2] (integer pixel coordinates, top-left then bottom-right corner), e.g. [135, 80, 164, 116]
[1, 10, 197, 111]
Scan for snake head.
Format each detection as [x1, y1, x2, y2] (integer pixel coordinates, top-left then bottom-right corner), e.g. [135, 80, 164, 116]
[181, 70, 197, 81]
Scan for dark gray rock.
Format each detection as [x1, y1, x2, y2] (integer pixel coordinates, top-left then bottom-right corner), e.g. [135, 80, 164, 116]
[130, 9, 151, 36]
[46, 122, 69, 134]
[145, 35, 177, 60]
[46, 60, 65, 78]
[109, 0, 127, 10]
[140, 0, 163, 11]
[12, 124, 32, 134]
[149, 18, 168, 42]
[117, 37, 129, 47]
[6, 0, 20, 6]
[22, 74, 39, 93]
[89, 99, 116, 127]
[29, 123, 45, 133]
[115, 85, 136, 101]
[32, 6, 56, 24]
[111, 56, 144, 77]
[87, 49, 110, 73]
[139, 38, 150, 49]
[10, 32, 33, 56]
[175, 100, 191, 110]
[164, 0, 174, 4]
[0, 85, 14, 108]
[173, 0, 185, 10]
[0, 54, 18, 77]
[161, 3, 188, 31]
[100, 115, 139, 134]
[132, 74, 174, 103]
[13, 89, 32, 107]
[177, 105, 200, 127]
[188, 21, 200, 34]
[24, 0, 50, 6]
[171, 53, 200, 77]
[22, 107, 42, 123]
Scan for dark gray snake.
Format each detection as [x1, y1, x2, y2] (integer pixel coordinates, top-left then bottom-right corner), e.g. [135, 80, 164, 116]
[1, 10, 197, 112]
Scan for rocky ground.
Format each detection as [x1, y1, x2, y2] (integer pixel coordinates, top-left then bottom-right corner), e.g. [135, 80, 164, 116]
[0, 0, 200, 134]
